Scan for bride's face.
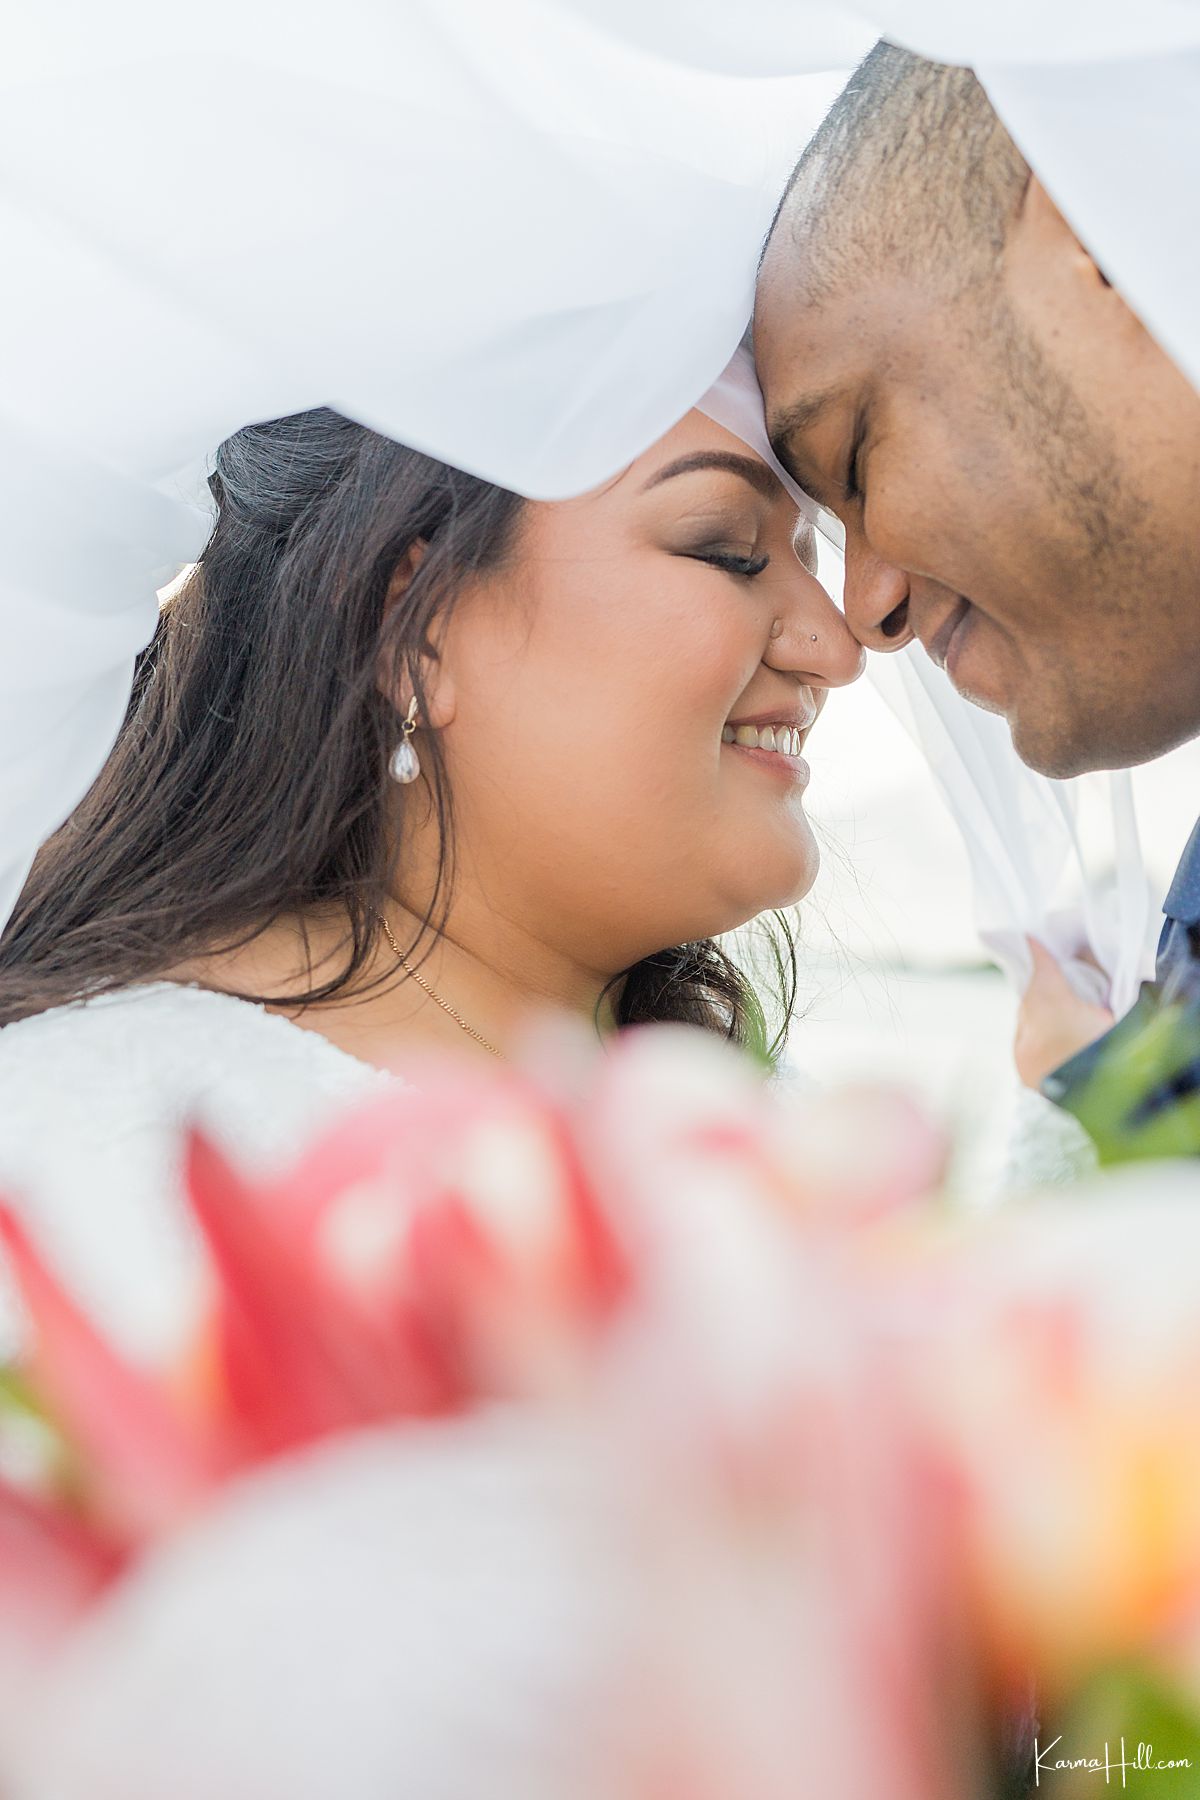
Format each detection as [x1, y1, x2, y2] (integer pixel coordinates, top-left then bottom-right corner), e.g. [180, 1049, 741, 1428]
[431, 411, 864, 971]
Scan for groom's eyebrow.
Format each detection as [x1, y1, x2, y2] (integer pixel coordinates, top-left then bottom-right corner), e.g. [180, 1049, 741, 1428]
[641, 452, 779, 499]
[767, 391, 840, 504]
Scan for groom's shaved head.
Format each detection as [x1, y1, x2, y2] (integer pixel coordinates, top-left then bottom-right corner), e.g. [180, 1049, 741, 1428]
[754, 42, 1200, 780]
[774, 42, 1030, 301]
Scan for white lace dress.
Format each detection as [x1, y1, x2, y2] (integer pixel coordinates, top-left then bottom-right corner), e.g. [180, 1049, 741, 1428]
[0, 984, 393, 1361]
[0, 981, 1096, 1363]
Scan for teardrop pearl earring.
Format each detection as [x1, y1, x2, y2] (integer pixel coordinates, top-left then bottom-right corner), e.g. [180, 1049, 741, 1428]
[389, 695, 421, 785]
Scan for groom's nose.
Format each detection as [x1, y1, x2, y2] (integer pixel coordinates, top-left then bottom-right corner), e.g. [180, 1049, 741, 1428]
[842, 532, 914, 654]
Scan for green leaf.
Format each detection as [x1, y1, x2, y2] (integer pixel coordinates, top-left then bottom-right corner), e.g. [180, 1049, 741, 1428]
[1046, 987, 1200, 1166]
[1036, 1662, 1200, 1797]
[0, 1362, 46, 1422]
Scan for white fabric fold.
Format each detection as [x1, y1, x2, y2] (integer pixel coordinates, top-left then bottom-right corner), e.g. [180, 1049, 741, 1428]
[558, 0, 1200, 70]
[0, 0, 835, 924]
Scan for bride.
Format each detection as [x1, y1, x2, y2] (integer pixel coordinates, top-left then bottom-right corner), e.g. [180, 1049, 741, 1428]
[0, 391, 871, 1349]
[0, 371, 1106, 1354]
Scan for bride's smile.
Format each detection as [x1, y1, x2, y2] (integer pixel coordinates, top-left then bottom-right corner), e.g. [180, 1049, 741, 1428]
[0, 393, 862, 1077]
[721, 698, 820, 780]
[420, 406, 864, 999]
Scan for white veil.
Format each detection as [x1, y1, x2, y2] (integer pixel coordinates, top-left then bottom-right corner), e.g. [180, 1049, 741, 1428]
[0, 0, 1195, 1004]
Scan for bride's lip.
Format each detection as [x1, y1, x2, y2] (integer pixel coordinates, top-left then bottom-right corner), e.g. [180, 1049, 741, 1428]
[726, 691, 820, 734]
[728, 741, 811, 789]
[722, 689, 820, 782]
[925, 599, 972, 672]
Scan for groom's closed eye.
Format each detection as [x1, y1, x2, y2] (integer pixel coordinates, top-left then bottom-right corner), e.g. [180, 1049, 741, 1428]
[842, 410, 869, 506]
[766, 389, 858, 512]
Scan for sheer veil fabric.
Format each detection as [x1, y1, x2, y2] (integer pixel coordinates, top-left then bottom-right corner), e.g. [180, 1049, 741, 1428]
[1, 0, 1196, 997]
[0, 0, 843, 928]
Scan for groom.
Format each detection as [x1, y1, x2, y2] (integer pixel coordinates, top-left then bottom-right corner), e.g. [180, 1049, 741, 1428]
[753, 40, 1200, 1102]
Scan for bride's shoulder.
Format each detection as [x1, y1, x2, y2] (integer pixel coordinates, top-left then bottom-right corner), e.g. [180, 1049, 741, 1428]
[0, 982, 391, 1176]
[1, 980, 381, 1092]
[0, 983, 394, 1359]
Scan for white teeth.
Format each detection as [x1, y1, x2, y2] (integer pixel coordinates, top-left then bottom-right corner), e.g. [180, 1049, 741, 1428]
[724, 723, 803, 755]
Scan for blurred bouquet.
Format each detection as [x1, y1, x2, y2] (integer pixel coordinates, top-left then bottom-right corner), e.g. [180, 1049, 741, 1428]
[2, 1025, 1200, 1799]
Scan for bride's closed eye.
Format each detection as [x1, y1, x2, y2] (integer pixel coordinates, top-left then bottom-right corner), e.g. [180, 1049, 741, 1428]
[687, 548, 771, 578]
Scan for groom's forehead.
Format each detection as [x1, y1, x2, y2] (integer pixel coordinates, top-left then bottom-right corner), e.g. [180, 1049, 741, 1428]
[757, 308, 865, 456]
[756, 281, 904, 454]
[756, 270, 864, 412]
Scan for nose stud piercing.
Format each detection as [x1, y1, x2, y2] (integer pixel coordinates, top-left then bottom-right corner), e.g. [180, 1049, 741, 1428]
[811, 633, 818, 642]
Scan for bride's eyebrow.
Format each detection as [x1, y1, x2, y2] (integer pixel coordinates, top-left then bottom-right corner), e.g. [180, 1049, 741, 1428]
[640, 451, 778, 499]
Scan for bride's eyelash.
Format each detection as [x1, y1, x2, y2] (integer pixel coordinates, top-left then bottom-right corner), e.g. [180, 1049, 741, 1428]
[693, 550, 771, 578]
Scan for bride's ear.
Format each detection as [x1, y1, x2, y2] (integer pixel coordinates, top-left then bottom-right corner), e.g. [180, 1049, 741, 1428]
[376, 540, 457, 730]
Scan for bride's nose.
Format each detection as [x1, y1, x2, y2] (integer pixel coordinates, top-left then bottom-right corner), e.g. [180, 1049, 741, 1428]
[767, 575, 866, 689]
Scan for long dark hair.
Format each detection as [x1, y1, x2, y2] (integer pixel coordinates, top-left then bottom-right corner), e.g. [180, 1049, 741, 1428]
[0, 409, 797, 1055]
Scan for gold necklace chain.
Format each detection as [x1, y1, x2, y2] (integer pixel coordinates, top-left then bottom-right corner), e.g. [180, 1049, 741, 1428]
[378, 914, 503, 1059]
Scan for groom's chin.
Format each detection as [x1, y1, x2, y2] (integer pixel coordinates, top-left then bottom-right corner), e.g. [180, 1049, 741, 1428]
[1009, 704, 1188, 781]
[1006, 714, 1089, 779]
[1008, 705, 1118, 779]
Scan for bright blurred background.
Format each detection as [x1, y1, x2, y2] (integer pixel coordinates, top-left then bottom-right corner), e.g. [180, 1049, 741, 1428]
[794, 649, 1200, 1189]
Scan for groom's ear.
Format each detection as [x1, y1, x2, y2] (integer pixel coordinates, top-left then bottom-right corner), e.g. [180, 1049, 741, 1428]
[1017, 178, 1111, 289]
[1011, 176, 1149, 341]
[377, 540, 458, 730]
